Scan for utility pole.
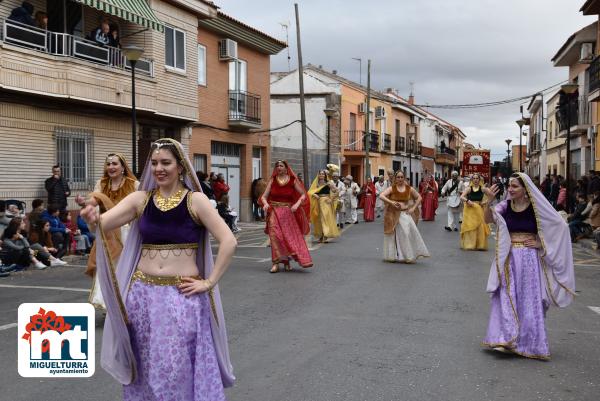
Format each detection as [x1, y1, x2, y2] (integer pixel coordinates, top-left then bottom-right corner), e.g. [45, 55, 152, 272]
[295, 3, 309, 187]
[364, 59, 371, 180]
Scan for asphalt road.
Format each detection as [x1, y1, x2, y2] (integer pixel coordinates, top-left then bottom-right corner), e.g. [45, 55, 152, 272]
[1, 206, 599, 401]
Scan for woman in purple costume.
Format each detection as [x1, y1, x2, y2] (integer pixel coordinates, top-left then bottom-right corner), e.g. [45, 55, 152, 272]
[82, 138, 236, 400]
[481, 173, 575, 360]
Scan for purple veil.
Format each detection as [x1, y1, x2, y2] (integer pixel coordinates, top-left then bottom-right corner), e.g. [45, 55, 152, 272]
[95, 138, 235, 386]
[487, 172, 575, 307]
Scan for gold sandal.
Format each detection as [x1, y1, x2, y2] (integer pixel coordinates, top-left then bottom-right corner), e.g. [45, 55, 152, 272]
[270, 264, 279, 273]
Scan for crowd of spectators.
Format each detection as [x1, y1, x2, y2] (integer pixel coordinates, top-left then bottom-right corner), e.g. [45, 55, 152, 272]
[196, 171, 240, 233]
[0, 165, 93, 277]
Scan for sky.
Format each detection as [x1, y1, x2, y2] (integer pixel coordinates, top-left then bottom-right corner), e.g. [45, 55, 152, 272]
[217, 0, 597, 161]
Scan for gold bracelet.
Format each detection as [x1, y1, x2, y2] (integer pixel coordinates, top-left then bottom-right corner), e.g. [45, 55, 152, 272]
[205, 278, 215, 290]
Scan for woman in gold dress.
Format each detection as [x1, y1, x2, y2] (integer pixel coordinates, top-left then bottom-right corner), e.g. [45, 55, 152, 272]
[460, 173, 490, 250]
[81, 153, 139, 308]
[308, 168, 340, 243]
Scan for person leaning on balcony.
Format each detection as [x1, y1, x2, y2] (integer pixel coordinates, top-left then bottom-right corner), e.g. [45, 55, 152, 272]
[8, 2, 35, 26]
[91, 19, 111, 46]
[109, 24, 121, 48]
[45, 165, 71, 211]
[34, 11, 47, 30]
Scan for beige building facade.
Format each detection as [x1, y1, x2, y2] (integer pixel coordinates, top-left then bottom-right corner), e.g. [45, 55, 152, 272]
[0, 0, 216, 208]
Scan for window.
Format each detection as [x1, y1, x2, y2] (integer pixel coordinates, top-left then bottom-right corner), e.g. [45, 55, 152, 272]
[197, 44, 206, 85]
[55, 128, 93, 189]
[211, 141, 241, 157]
[193, 154, 207, 173]
[229, 59, 247, 91]
[165, 26, 186, 71]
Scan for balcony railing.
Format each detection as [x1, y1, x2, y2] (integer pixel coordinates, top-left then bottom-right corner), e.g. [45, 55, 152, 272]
[0, 18, 154, 76]
[344, 130, 365, 151]
[436, 146, 456, 156]
[557, 94, 590, 135]
[383, 134, 391, 152]
[363, 130, 379, 153]
[229, 90, 261, 126]
[590, 56, 600, 94]
[395, 136, 405, 152]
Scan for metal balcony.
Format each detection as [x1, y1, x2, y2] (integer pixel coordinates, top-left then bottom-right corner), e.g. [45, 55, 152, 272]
[382, 134, 391, 152]
[0, 18, 154, 76]
[228, 90, 261, 128]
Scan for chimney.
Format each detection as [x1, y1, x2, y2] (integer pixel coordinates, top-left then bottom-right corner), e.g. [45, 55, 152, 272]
[408, 94, 415, 105]
[385, 88, 396, 94]
[332, 69, 337, 75]
[318, 64, 323, 69]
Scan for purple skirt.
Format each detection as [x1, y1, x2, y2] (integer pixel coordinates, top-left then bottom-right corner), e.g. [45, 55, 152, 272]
[483, 246, 550, 359]
[124, 280, 227, 401]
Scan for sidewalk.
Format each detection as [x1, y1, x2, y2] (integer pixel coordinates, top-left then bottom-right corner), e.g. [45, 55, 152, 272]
[573, 237, 598, 252]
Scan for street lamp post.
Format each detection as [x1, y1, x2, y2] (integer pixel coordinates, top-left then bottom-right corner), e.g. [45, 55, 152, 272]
[562, 82, 579, 213]
[516, 118, 526, 172]
[324, 108, 338, 165]
[505, 138, 512, 176]
[122, 45, 144, 176]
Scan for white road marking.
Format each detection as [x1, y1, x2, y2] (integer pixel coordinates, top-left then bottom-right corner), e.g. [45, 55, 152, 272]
[589, 306, 600, 315]
[0, 323, 17, 331]
[0, 284, 89, 292]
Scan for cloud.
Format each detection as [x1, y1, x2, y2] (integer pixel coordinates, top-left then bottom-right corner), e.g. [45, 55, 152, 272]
[217, 0, 596, 161]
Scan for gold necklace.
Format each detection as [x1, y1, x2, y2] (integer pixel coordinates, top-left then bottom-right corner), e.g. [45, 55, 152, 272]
[155, 188, 185, 211]
[276, 175, 289, 186]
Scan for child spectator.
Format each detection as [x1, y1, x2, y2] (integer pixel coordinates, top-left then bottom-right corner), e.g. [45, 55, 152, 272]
[60, 211, 90, 255]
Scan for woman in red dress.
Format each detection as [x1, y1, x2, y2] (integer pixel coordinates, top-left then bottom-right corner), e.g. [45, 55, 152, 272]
[421, 175, 438, 221]
[362, 177, 376, 222]
[261, 160, 313, 273]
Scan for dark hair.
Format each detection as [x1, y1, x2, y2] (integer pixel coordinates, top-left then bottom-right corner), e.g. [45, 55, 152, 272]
[47, 204, 59, 215]
[509, 173, 526, 188]
[32, 199, 44, 209]
[7, 217, 24, 234]
[196, 171, 208, 181]
[1, 225, 18, 240]
[52, 165, 60, 170]
[59, 211, 70, 222]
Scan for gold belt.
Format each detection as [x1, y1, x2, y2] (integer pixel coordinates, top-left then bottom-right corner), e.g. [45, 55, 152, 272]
[270, 201, 291, 207]
[131, 269, 202, 286]
[141, 243, 199, 250]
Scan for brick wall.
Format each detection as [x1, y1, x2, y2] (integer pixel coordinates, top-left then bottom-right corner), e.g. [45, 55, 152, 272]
[190, 27, 273, 220]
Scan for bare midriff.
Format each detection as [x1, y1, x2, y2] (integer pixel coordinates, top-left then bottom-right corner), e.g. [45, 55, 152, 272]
[137, 248, 200, 277]
[510, 232, 537, 244]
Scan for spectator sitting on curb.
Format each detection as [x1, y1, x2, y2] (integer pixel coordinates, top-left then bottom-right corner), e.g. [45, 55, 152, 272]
[60, 211, 90, 255]
[0, 220, 47, 270]
[0, 201, 10, 237]
[77, 214, 95, 248]
[28, 199, 45, 231]
[41, 204, 70, 258]
[28, 219, 67, 266]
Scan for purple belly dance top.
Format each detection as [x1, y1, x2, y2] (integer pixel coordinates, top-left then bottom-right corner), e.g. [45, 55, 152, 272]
[138, 191, 204, 246]
[501, 200, 538, 234]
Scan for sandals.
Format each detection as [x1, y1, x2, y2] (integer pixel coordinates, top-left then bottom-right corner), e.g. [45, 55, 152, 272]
[283, 261, 292, 271]
[270, 264, 279, 273]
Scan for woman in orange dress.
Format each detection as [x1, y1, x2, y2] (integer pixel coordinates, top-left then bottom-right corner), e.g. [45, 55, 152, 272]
[261, 160, 313, 273]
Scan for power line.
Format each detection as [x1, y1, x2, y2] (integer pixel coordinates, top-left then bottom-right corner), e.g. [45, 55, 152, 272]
[413, 80, 567, 109]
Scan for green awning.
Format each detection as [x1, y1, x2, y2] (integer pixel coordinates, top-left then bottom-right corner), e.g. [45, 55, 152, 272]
[77, 0, 164, 32]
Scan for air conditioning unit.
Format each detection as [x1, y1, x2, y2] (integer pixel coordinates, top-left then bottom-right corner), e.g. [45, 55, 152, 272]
[580, 42, 594, 63]
[375, 106, 386, 119]
[411, 115, 420, 125]
[407, 124, 417, 135]
[358, 102, 367, 114]
[219, 39, 238, 61]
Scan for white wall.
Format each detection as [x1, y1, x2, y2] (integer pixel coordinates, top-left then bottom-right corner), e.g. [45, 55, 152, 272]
[270, 97, 328, 150]
[419, 119, 437, 148]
